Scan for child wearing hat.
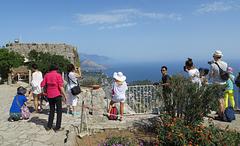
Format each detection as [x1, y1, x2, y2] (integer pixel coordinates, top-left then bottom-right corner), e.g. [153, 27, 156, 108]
[224, 67, 235, 108]
[8, 86, 29, 122]
[108, 72, 128, 121]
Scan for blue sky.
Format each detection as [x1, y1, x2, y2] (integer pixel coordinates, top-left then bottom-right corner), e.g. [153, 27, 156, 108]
[0, 0, 240, 62]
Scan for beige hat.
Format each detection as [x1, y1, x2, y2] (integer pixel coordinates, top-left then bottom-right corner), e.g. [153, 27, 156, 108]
[213, 50, 223, 57]
[113, 72, 126, 82]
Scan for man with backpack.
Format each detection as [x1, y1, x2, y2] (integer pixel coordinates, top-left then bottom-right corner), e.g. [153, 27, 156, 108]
[208, 50, 229, 120]
[208, 50, 228, 84]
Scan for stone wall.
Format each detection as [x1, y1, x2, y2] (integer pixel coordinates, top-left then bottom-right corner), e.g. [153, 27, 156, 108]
[5, 42, 80, 68]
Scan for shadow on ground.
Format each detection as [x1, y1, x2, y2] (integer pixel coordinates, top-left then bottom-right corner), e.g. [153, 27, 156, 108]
[131, 116, 160, 145]
[27, 116, 48, 127]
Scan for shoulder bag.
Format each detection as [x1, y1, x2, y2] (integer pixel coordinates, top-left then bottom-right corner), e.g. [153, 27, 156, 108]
[68, 74, 81, 96]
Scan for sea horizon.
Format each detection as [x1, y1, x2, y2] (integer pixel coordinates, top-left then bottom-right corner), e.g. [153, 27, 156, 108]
[104, 60, 240, 82]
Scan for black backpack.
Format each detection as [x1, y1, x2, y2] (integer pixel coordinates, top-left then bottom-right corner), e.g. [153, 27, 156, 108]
[215, 62, 229, 81]
[224, 106, 235, 122]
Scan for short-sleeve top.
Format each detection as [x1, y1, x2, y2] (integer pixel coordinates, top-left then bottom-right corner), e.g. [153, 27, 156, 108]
[209, 60, 228, 84]
[112, 81, 128, 101]
[226, 74, 235, 90]
[162, 74, 171, 92]
[31, 71, 43, 94]
[188, 68, 201, 86]
[41, 70, 64, 98]
[10, 95, 27, 113]
[66, 72, 78, 91]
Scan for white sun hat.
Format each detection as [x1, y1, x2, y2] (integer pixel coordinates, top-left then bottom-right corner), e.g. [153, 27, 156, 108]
[213, 50, 223, 57]
[113, 72, 126, 82]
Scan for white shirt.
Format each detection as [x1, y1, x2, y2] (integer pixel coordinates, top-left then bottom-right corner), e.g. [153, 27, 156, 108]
[112, 81, 128, 102]
[31, 71, 43, 94]
[66, 72, 78, 90]
[209, 60, 228, 84]
[187, 68, 201, 86]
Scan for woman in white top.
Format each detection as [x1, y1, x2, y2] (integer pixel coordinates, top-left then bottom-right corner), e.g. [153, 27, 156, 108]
[108, 72, 128, 121]
[184, 58, 201, 86]
[66, 64, 81, 116]
[31, 64, 43, 112]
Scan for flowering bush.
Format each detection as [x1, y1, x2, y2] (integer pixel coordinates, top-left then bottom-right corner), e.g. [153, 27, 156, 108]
[98, 75, 239, 146]
[157, 115, 240, 146]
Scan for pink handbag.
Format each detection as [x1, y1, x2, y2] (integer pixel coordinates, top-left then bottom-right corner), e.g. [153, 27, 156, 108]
[16, 96, 30, 119]
[21, 105, 30, 119]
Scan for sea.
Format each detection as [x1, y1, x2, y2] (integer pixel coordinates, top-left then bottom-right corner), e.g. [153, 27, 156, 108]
[104, 60, 240, 82]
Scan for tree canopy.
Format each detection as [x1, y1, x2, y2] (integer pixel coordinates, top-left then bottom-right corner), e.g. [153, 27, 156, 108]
[0, 48, 24, 79]
[28, 50, 71, 74]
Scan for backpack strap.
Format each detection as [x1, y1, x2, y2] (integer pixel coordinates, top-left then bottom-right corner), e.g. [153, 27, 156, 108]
[214, 62, 225, 72]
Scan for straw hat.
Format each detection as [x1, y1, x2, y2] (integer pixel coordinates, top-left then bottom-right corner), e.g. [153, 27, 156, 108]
[113, 72, 126, 82]
[213, 50, 223, 57]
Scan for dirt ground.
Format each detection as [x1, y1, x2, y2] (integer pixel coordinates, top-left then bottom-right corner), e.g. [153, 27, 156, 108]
[76, 128, 158, 146]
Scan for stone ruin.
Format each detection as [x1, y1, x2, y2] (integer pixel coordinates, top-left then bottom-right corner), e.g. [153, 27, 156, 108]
[5, 40, 80, 68]
[4, 40, 81, 84]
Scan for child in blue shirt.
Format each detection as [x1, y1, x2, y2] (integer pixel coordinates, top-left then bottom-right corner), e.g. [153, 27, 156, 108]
[8, 86, 28, 122]
[224, 67, 235, 108]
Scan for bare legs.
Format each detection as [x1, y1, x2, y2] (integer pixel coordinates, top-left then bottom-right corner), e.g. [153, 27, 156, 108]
[120, 102, 124, 121]
[33, 94, 41, 112]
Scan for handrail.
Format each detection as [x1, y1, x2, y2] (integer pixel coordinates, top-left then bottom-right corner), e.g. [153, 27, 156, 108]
[126, 85, 163, 114]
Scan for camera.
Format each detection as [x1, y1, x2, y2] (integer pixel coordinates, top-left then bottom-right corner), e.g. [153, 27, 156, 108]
[199, 68, 209, 76]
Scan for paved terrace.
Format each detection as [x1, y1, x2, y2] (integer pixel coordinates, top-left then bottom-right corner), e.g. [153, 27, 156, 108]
[0, 83, 240, 146]
[0, 83, 158, 146]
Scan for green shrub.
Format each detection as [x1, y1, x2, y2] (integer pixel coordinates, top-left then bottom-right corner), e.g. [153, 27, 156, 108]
[0, 48, 24, 79]
[156, 75, 224, 125]
[28, 50, 70, 74]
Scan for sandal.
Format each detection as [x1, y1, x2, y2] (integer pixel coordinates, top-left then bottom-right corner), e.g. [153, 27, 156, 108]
[8, 117, 14, 122]
[119, 116, 123, 121]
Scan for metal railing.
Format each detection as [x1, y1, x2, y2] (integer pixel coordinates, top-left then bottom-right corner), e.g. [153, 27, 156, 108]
[126, 85, 163, 114]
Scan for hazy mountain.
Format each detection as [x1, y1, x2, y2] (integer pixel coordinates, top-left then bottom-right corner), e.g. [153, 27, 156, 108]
[80, 59, 107, 71]
[80, 53, 111, 65]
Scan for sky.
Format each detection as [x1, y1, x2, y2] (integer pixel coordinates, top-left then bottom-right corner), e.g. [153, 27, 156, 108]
[0, 0, 240, 63]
